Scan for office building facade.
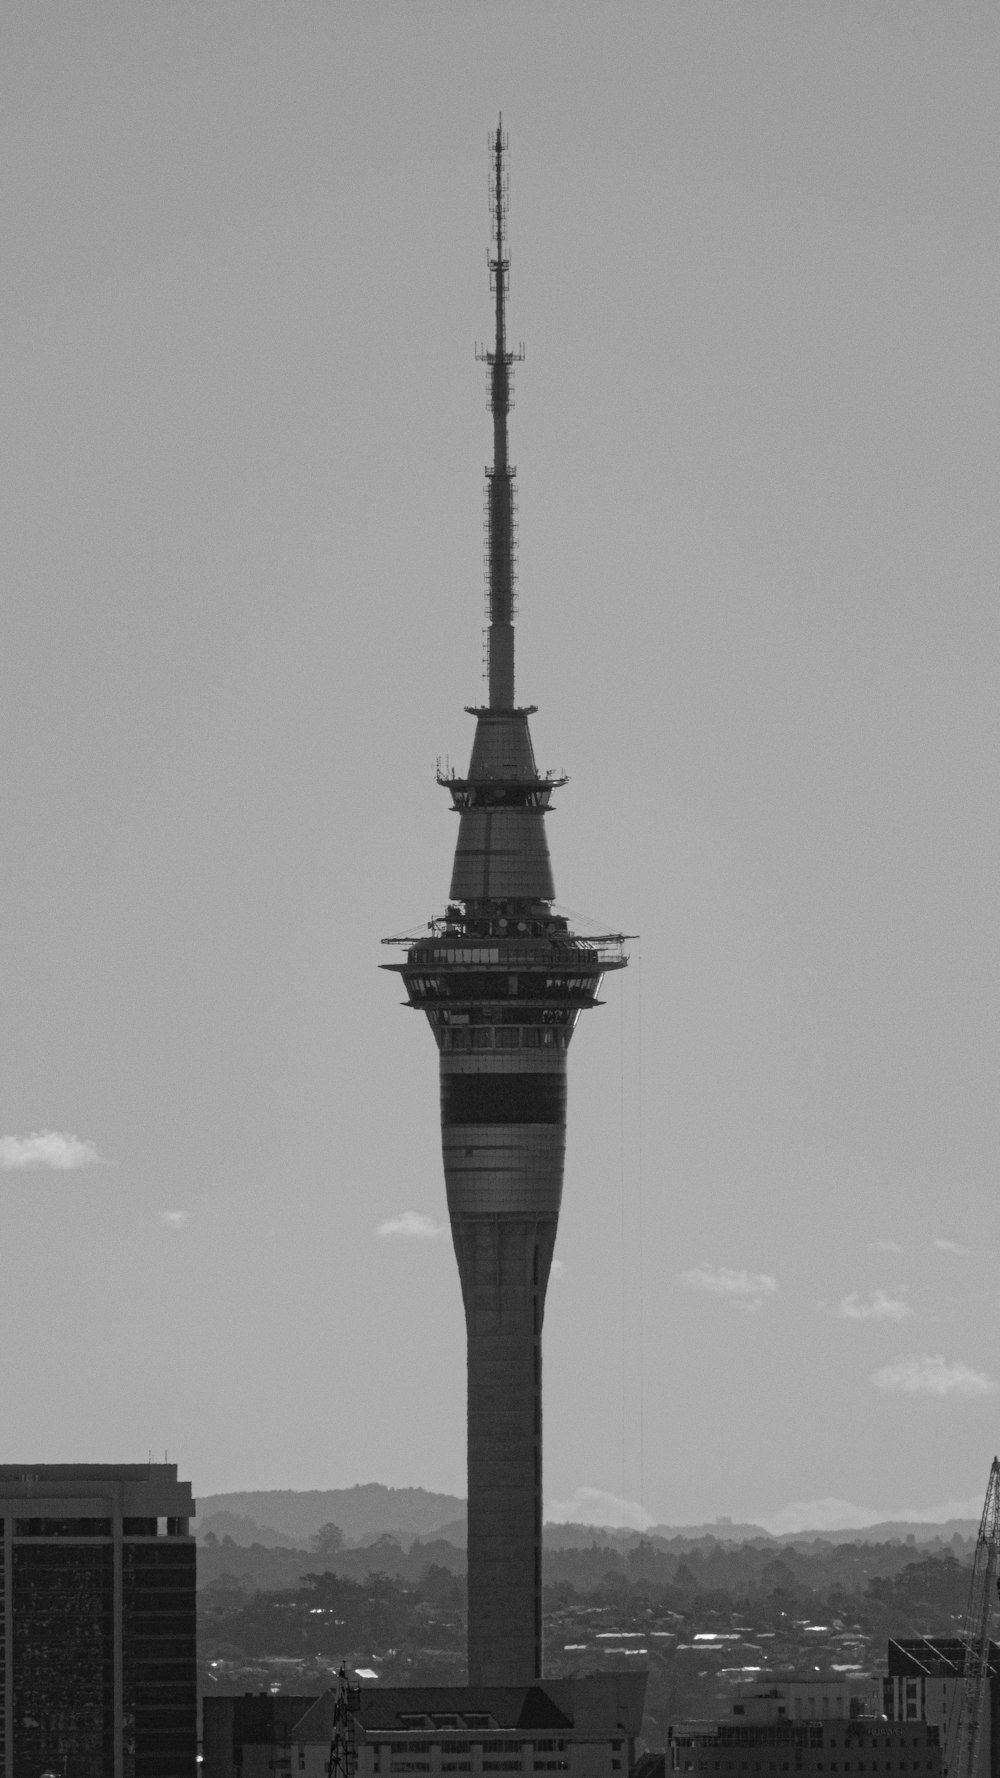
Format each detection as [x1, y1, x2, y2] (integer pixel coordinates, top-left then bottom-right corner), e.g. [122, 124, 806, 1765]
[0, 1463, 196, 1778]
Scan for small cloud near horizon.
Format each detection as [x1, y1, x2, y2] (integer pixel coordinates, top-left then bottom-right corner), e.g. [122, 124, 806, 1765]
[871, 1354, 996, 1399]
[832, 1289, 913, 1322]
[933, 1239, 972, 1257]
[868, 1239, 904, 1254]
[159, 1210, 192, 1230]
[0, 1131, 102, 1171]
[546, 1486, 652, 1531]
[377, 1211, 442, 1240]
[680, 1264, 777, 1311]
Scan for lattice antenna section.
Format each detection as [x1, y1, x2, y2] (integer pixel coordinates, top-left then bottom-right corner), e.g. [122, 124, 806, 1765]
[474, 116, 524, 709]
[327, 1664, 361, 1778]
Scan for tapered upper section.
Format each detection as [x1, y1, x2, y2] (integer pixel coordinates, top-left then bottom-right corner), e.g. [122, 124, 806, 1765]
[438, 121, 558, 907]
[480, 118, 523, 712]
[383, 121, 628, 970]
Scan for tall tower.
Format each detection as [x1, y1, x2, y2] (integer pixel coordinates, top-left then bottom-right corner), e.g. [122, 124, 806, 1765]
[384, 122, 626, 1687]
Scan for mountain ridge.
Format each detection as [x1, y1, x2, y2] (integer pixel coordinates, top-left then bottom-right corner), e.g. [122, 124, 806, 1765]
[195, 1486, 978, 1549]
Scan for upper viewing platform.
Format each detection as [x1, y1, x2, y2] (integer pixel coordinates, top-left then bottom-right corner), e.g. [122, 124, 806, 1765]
[383, 909, 629, 975]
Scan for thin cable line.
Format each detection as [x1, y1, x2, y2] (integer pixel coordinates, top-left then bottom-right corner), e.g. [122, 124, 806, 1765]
[635, 945, 645, 1524]
[619, 970, 628, 1558]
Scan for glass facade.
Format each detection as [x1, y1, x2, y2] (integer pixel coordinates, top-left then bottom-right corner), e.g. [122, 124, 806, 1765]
[0, 1497, 196, 1778]
[12, 1541, 115, 1778]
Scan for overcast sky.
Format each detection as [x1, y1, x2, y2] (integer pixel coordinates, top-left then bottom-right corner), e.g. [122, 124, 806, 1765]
[0, 3, 997, 1533]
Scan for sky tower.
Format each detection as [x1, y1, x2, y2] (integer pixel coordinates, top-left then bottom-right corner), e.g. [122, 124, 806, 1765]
[384, 122, 627, 1687]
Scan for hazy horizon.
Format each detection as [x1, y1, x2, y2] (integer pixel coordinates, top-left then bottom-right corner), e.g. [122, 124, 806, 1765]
[194, 1478, 985, 1540]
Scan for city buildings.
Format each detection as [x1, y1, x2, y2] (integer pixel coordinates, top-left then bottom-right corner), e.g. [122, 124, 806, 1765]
[668, 1714, 941, 1778]
[0, 1462, 196, 1778]
[203, 1693, 319, 1778]
[288, 1676, 646, 1778]
[728, 1680, 876, 1722]
[668, 1675, 943, 1778]
[383, 123, 627, 1688]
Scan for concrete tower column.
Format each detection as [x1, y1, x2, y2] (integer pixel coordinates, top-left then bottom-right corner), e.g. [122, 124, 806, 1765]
[383, 122, 627, 1687]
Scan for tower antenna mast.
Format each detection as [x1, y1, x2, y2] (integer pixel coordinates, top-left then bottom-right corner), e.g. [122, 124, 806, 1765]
[477, 116, 523, 709]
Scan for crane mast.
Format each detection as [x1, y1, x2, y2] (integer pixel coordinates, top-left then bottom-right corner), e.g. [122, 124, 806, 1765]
[953, 1457, 1000, 1778]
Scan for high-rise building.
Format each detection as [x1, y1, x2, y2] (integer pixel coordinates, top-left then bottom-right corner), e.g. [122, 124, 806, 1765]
[384, 123, 627, 1687]
[0, 1462, 196, 1778]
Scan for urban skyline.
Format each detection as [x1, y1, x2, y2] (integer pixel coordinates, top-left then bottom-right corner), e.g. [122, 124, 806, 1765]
[0, 4, 997, 1531]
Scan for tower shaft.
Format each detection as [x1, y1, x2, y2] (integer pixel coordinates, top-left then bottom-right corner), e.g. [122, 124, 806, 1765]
[384, 122, 626, 1688]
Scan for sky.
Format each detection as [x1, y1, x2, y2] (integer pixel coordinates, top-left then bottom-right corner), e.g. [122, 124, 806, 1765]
[0, 2, 997, 1533]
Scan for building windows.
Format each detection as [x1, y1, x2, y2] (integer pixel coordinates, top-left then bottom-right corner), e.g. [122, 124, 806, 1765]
[445, 1026, 568, 1050]
[14, 1517, 112, 1537]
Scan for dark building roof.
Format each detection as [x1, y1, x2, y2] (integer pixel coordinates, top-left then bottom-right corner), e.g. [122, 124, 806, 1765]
[353, 1686, 573, 1732]
[294, 1677, 646, 1746]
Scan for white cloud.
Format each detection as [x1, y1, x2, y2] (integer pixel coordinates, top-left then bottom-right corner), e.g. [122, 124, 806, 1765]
[546, 1486, 653, 1531]
[0, 1131, 101, 1171]
[835, 1289, 913, 1322]
[549, 1257, 565, 1278]
[679, 1264, 777, 1311]
[933, 1240, 972, 1257]
[159, 1210, 191, 1230]
[868, 1239, 904, 1254]
[871, 1354, 997, 1399]
[377, 1210, 442, 1239]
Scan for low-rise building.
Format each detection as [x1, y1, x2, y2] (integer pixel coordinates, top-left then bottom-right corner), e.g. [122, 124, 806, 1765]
[203, 1693, 321, 1778]
[668, 1669, 947, 1778]
[729, 1681, 878, 1723]
[289, 1678, 646, 1778]
[668, 1713, 941, 1778]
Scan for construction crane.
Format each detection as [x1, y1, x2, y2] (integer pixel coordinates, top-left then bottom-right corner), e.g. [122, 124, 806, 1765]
[951, 1457, 1000, 1778]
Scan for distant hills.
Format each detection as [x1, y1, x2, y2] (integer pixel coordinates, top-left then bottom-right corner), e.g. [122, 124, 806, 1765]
[195, 1485, 978, 1551]
[196, 1485, 465, 1545]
